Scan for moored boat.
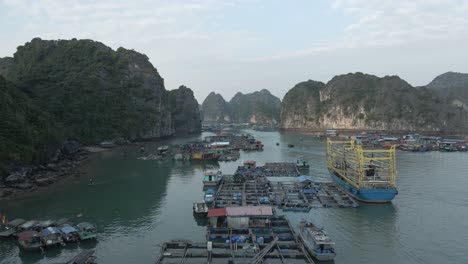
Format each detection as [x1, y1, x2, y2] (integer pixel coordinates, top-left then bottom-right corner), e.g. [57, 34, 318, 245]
[17, 230, 44, 251]
[193, 202, 209, 217]
[66, 249, 97, 264]
[0, 218, 26, 238]
[327, 139, 398, 203]
[40, 226, 65, 247]
[203, 169, 222, 187]
[458, 144, 468, 152]
[204, 189, 216, 204]
[34, 220, 56, 231]
[76, 222, 97, 241]
[60, 224, 80, 243]
[296, 158, 310, 171]
[299, 220, 336, 261]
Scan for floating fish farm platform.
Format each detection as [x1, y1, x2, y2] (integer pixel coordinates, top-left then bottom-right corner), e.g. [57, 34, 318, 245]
[156, 216, 315, 264]
[212, 175, 358, 210]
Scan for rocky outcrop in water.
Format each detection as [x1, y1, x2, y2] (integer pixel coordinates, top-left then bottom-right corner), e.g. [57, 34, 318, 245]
[201, 89, 281, 124]
[280, 72, 468, 132]
[169, 85, 202, 133]
[201, 92, 231, 123]
[229, 89, 281, 124]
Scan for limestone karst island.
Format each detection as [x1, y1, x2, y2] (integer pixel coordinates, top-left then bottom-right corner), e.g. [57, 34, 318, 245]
[1, 1, 468, 264]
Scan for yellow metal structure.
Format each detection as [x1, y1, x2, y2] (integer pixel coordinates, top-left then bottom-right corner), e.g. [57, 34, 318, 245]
[326, 139, 396, 189]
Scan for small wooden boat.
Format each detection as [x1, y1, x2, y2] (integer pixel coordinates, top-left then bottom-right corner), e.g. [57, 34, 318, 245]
[76, 222, 97, 240]
[157, 146, 169, 155]
[17, 230, 44, 251]
[66, 249, 97, 264]
[60, 224, 80, 243]
[0, 218, 26, 238]
[299, 220, 336, 261]
[276, 142, 279, 146]
[40, 226, 65, 247]
[296, 158, 310, 171]
[204, 189, 216, 204]
[193, 202, 209, 217]
[288, 144, 294, 148]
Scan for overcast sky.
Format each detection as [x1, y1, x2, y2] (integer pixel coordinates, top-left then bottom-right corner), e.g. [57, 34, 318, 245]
[1, 0, 468, 103]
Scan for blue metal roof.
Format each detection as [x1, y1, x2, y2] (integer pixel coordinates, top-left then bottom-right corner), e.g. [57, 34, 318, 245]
[60, 225, 78, 234]
[297, 175, 314, 183]
[40, 227, 60, 236]
[205, 189, 216, 194]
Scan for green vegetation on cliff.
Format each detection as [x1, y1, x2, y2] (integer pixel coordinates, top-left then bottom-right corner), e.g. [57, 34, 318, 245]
[0, 38, 201, 176]
[281, 72, 468, 131]
[0, 76, 59, 175]
[169, 85, 201, 133]
[2, 38, 173, 144]
[202, 89, 281, 124]
[228, 89, 281, 124]
[426, 72, 468, 110]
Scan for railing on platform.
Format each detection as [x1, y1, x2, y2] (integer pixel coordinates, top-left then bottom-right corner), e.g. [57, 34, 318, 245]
[327, 139, 396, 189]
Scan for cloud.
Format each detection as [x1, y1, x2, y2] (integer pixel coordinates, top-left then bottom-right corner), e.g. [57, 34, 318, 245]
[335, 0, 468, 46]
[1, 0, 468, 102]
[246, 0, 468, 62]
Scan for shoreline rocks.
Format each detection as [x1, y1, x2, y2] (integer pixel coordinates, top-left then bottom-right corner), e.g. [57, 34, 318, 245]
[0, 144, 90, 200]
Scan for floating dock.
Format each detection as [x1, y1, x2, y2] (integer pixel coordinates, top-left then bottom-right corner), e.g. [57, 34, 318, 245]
[234, 161, 300, 181]
[156, 215, 315, 264]
[212, 175, 358, 210]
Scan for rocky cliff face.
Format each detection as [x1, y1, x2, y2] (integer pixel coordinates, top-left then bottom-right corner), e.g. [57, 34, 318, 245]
[228, 89, 281, 124]
[1, 38, 174, 142]
[201, 89, 281, 124]
[0, 57, 13, 77]
[0, 38, 200, 180]
[426, 72, 468, 110]
[201, 92, 230, 123]
[281, 72, 468, 131]
[169, 85, 202, 133]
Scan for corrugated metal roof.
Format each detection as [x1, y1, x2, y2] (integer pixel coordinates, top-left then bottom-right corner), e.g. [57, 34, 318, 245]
[226, 206, 273, 217]
[18, 230, 39, 240]
[297, 175, 314, 183]
[208, 208, 227, 217]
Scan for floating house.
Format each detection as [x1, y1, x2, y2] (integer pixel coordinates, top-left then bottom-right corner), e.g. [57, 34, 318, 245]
[207, 206, 273, 228]
[0, 218, 26, 238]
[39, 227, 64, 247]
[17, 230, 43, 251]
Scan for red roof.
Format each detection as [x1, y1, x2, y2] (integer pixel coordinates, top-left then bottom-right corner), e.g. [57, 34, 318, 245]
[208, 208, 227, 217]
[17, 230, 39, 240]
[226, 206, 273, 216]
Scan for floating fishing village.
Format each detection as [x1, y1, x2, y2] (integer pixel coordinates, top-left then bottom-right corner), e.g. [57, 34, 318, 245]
[1, 129, 467, 263]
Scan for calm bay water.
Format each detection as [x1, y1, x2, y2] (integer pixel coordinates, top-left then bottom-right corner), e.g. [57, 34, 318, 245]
[1, 131, 468, 264]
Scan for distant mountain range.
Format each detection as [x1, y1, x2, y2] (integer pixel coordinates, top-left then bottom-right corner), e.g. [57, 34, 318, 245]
[280, 72, 468, 132]
[201, 89, 281, 124]
[201, 71, 468, 132]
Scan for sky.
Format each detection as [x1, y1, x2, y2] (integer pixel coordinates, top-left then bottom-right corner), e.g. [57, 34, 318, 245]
[1, 0, 468, 103]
